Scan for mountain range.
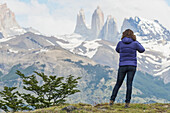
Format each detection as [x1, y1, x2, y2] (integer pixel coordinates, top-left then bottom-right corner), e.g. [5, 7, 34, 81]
[0, 3, 169, 104]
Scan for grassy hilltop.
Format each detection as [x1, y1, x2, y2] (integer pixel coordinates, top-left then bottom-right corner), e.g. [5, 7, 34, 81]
[17, 103, 170, 113]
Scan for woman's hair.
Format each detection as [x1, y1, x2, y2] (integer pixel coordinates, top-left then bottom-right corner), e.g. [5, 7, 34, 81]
[121, 29, 136, 41]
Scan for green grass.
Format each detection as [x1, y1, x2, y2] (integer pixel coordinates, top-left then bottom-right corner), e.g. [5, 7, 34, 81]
[17, 103, 170, 113]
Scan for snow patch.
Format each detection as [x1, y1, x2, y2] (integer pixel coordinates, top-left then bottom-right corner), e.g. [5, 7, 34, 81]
[109, 45, 116, 50]
[9, 49, 18, 53]
[136, 17, 165, 36]
[77, 39, 102, 58]
[46, 39, 55, 46]
[155, 67, 170, 76]
[145, 57, 160, 65]
[35, 49, 49, 54]
[40, 49, 49, 52]
[0, 37, 12, 42]
[145, 65, 148, 68]
[56, 33, 85, 50]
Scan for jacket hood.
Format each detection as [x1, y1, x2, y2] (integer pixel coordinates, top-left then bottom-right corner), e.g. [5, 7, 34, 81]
[122, 37, 134, 44]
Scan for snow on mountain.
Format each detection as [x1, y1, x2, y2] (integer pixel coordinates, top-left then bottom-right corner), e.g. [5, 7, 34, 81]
[121, 16, 170, 41]
[24, 27, 41, 35]
[119, 16, 170, 83]
[0, 5, 169, 103]
[0, 36, 13, 42]
[55, 33, 85, 50]
[71, 36, 170, 83]
[58, 14, 170, 84]
[136, 35, 170, 83]
[71, 17, 170, 83]
[0, 32, 62, 51]
[72, 39, 119, 69]
[0, 3, 169, 84]
[72, 39, 102, 58]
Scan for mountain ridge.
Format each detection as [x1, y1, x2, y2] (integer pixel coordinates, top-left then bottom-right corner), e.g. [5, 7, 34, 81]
[0, 4, 169, 105]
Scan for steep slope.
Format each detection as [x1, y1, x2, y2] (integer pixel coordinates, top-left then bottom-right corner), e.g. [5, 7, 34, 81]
[121, 16, 170, 41]
[74, 9, 90, 36]
[74, 7, 105, 40]
[0, 3, 26, 37]
[98, 15, 119, 43]
[91, 6, 104, 38]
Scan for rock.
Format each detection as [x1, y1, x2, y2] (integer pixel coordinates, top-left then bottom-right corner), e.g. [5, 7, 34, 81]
[74, 9, 89, 36]
[61, 105, 77, 112]
[98, 15, 118, 42]
[0, 3, 26, 37]
[74, 7, 119, 42]
[91, 6, 104, 38]
[121, 17, 139, 34]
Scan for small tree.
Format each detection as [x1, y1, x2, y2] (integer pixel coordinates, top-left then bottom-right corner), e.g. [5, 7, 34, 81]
[16, 70, 81, 109]
[0, 86, 31, 112]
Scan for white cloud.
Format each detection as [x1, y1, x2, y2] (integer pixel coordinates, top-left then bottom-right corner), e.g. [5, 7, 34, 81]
[1, 0, 170, 35]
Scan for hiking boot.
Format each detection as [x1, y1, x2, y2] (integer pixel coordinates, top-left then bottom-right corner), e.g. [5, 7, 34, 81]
[124, 103, 130, 108]
[109, 100, 114, 106]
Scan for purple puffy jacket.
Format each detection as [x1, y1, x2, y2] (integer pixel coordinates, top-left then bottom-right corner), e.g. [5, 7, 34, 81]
[116, 37, 145, 67]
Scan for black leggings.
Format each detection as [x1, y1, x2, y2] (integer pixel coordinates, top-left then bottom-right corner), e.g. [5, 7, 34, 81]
[110, 66, 136, 103]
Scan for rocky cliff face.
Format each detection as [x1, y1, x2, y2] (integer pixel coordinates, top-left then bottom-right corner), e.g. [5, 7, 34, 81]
[0, 3, 25, 37]
[91, 6, 104, 38]
[98, 15, 118, 43]
[74, 7, 119, 42]
[74, 9, 89, 36]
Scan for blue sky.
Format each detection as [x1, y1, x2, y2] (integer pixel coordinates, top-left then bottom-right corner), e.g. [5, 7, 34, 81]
[165, 0, 170, 6]
[2, 0, 170, 35]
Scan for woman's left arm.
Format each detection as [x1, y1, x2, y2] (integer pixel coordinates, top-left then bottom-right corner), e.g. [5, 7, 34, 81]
[115, 42, 121, 53]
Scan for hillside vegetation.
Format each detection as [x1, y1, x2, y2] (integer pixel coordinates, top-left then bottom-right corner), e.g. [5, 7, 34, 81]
[17, 103, 170, 113]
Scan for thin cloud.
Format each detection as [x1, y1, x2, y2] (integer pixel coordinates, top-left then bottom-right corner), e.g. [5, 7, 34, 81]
[1, 0, 170, 35]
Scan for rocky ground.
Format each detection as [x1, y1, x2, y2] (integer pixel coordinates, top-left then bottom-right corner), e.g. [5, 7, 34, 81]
[16, 103, 170, 113]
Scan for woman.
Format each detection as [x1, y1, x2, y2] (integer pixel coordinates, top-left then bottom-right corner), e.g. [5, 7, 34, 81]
[109, 29, 145, 108]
